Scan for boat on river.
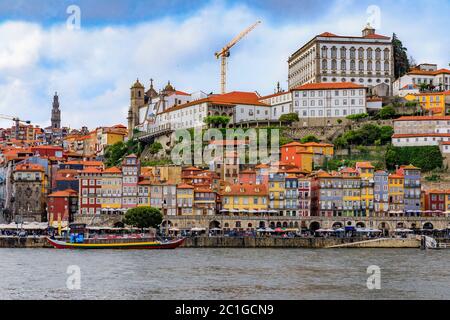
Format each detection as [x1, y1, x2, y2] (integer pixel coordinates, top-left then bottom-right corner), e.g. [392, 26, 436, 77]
[46, 237, 185, 250]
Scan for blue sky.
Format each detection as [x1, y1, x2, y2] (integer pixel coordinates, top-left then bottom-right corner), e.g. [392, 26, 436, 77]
[0, 0, 448, 128]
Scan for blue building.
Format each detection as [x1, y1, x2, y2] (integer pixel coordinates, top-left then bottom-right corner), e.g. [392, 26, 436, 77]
[374, 170, 389, 215]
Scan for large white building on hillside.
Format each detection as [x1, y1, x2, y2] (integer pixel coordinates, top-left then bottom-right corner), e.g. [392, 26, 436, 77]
[287, 24, 394, 96]
[259, 82, 367, 125]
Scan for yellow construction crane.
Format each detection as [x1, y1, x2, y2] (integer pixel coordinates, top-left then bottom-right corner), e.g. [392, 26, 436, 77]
[215, 21, 261, 94]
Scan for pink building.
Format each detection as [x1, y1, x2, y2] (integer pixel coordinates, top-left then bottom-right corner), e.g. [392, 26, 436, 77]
[122, 154, 140, 209]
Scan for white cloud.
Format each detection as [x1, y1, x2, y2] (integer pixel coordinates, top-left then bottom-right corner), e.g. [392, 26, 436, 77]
[0, 0, 447, 129]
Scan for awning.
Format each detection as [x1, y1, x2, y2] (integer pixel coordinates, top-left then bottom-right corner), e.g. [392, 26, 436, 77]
[191, 227, 206, 232]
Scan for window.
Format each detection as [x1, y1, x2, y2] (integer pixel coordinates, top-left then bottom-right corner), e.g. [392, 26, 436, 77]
[331, 59, 337, 70]
[358, 47, 364, 59]
[321, 46, 328, 58]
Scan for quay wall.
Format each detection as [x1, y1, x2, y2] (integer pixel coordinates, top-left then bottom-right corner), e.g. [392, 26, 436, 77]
[0, 236, 424, 249]
[0, 236, 52, 248]
[181, 236, 420, 248]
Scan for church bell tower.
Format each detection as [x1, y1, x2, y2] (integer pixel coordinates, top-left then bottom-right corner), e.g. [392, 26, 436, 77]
[128, 79, 145, 138]
[51, 92, 61, 129]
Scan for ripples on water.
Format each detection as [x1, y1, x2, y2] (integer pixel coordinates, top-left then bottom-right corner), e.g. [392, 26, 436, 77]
[0, 248, 448, 299]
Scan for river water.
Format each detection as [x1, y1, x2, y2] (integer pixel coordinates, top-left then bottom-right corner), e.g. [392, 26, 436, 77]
[0, 248, 449, 299]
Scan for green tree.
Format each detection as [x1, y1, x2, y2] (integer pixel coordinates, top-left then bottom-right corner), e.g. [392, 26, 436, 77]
[392, 33, 410, 78]
[385, 145, 443, 172]
[346, 113, 368, 121]
[279, 113, 299, 123]
[300, 135, 320, 143]
[379, 126, 394, 144]
[123, 207, 163, 230]
[149, 142, 163, 155]
[359, 124, 381, 145]
[104, 139, 142, 167]
[377, 105, 396, 119]
[333, 136, 348, 148]
[204, 115, 231, 127]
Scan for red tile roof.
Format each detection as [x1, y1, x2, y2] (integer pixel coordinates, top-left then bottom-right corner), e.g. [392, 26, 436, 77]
[394, 116, 450, 122]
[104, 167, 122, 174]
[48, 189, 78, 197]
[408, 68, 450, 76]
[356, 161, 374, 169]
[221, 184, 267, 196]
[292, 82, 365, 91]
[160, 91, 267, 114]
[316, 31, 389, 40]
[15, 163, 44, 172]
[392, 133, 450, 138]
[177, 183, 195, 189]
[80, 167, 103, 174]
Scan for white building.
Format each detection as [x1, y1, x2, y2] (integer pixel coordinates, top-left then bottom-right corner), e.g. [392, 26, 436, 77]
[291, 82, 367, 119]
[287, 24, 394, 96]
[367, 97, 383, 111]
[392, 64, 450, 96]
[392, 116, 450, 147]
[149, 91, 271, 133]
[258, 91, 293, 120]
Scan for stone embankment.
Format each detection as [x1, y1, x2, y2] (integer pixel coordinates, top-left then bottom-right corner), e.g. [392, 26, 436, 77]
[0, 236, 52, 248]
[0, 236, 423, 249]
[181, 236, 421, 248]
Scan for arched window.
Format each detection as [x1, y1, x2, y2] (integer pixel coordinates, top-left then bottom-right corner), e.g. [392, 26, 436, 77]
[322, 59, 328, 70]
[384, 61, 389, 71]
[358, 47, 364, 59]
[331, 59, 337, 70]
[350, 47, 356, 59]
[350, 60, 355, 71]
[331, 46, 337, 59]
[359, 60, 364, 71]
[367, 60, 373, 71]
[375, 48, 381, 60]
[376, 61, 381, 71]
[367, 48, 373, 59]
[341, 60, 346, 70]
[384, 48, 390, 60]
[340, 47, 347, 59]
[321, 46, 328, 58]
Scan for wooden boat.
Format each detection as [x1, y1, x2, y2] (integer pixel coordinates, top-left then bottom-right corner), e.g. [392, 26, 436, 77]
[46, 237, 185, 250]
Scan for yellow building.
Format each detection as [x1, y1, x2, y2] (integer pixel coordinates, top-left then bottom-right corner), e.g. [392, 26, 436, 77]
[221, 184, 268, 213]
[100, 167, 122, 209]
[176, 183, 194, 215]
[96, 125, 128, 156]
[268, 171, 285, 213]
[301, 142, 334, 157]
[340, 167, 362, 217]
[355, 162, 374, 216]
[388, 173, 404, 212]
[405, 91, 450, 116]
[139, 166, 182, 184]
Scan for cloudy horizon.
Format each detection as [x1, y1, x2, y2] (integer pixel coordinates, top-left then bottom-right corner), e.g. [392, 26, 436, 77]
[0, 0, 448, 129]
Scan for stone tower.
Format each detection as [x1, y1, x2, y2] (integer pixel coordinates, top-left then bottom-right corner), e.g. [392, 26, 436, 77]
[127, 79, 145, 138]
[51, 92, 61, 129]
